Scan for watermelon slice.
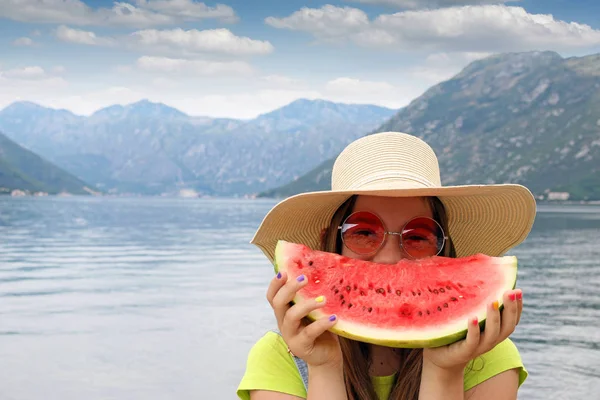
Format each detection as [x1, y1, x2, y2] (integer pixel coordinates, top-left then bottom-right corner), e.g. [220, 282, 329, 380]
[274, 240, 518, 348]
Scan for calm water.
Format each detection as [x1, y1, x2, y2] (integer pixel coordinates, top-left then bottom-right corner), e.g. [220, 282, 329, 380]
[1, 197, 599, 399]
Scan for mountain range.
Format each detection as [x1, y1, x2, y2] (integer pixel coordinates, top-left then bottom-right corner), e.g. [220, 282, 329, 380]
[1, 50, 599, 201]
[261, 51, 600, 202]
[0, 99, 395, 196]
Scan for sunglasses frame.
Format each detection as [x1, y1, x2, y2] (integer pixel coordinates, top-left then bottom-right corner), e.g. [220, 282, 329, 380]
[337, 211, 449, 258]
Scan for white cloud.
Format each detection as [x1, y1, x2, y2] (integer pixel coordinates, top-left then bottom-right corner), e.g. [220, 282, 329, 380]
[35, 86, 147, 116]
[0, 0, 237, 28]
[52, 65, 67, 74]
[260, 75, 305, 88]
[171, 89, 323, 118]
[12, 37, 34, 46]
[129, 28, 274, 56]
[134, 0, 238, 23]
[347, 0, 516, 9]
[51, 26, 274, 57]
[323, 77, 417, 108]
[56, 25, 114, 46]
[135, 56, 254, 76]
[408, 51, 492, 83]
[265, 5, 369, 40]
[266, 5, 600, 52]
[0, 66, 68, 108]
[1, 66, 47, 80]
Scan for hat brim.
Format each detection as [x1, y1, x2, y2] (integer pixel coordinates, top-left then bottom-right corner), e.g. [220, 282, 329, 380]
[250, 183, 537, 264]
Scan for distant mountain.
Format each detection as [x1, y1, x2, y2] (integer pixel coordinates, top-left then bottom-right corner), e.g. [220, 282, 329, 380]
[262, 51, 600, 201]
[0, 99, 396, 196]
[0, 131, 93, 195]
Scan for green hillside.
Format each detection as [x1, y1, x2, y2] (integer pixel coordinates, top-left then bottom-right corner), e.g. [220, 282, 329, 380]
[0, 131, 94, 195]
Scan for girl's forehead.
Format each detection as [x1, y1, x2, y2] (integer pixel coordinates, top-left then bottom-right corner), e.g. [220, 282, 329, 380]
[351, 195, 434, 225]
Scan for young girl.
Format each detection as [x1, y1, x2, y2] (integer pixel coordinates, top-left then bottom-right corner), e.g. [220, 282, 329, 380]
[238, 132, 535, 400]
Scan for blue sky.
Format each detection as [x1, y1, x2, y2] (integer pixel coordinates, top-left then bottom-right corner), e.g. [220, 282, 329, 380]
[1, 0, 599, 118]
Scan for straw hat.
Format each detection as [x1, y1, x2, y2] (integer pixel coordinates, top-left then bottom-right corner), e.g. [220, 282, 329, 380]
[251, 131, 536, 263]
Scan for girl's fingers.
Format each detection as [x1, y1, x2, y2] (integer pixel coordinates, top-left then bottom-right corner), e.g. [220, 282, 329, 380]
[266, 271, 286, 304]
[270, 273, 308, 326]
[516, 289, 523, 325]
[301, 314, 338, 344]
[281, 295, 328, 338]
[459, 315, 481, 359]
[498, 290, 519, 341]
[479, 299, 501, 351]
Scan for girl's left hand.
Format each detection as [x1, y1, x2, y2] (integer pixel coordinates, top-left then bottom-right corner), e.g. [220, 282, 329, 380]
[423, 288, 523, 371]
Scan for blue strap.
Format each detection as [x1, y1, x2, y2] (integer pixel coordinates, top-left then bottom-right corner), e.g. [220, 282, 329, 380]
[271, 329, 309, 391]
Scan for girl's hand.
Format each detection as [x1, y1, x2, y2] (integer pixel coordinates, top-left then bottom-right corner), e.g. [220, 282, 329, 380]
[266, 271, 343, 368]
[423, 289, 524, 371]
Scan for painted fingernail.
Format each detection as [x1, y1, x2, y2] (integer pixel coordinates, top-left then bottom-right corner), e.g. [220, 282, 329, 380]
[517, 292, 522, 300]
[492, 301, 499, 310]
[509, 293, 516, 301]
[472, 317, 478, 326]
[276, 272, 282, 279]
[315, 296, 324, 303]
[329, 315, 337, 322]
[296, 275, 305, 282]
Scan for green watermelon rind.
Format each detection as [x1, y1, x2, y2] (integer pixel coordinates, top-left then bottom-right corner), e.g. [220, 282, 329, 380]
[273, 240, 518, 349]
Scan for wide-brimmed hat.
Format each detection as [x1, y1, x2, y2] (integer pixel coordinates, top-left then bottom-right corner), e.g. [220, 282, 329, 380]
[251, 132, 536, 263]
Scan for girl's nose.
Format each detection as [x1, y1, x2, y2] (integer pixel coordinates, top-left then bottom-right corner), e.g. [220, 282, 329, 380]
[370, 233, 408, 264]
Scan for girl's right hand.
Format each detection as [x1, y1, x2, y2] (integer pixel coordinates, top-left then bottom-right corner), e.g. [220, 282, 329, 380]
[266, 271, 343, 368]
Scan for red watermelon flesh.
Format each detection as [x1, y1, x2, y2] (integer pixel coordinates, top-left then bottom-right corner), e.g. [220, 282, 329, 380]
[274, 240, 517, 348]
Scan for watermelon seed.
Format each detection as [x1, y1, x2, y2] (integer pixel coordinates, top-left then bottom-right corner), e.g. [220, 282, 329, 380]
[437, 306, 442, 312]
[362, 306, 366, 311]
[417, 290, 421, 296]
[334, 289, 339, 294]
[458, 283, 464, 288]
[376, 288, 385, 294]
[387, 285, 391, 293]
[340, 294, 344, 300]
[444, 303, 448, 308]
[418, 311, 423, 316]
[315, 280, 321, 284]
[450, 297, 458, 302]
[348, 303, 353, 309]
[439, 288, 445, 293]
[368, 307, 373, 313]
[308, 261, 313, 266]
[446, 285, 452, 290]
[396, 290, 402, 296]
[412, 291, 416, 296]
[346, 286, 351, 292]
[341, 300, 346, 305]
[433, 289, 439, 295]
[353, 284, 358, 291]
[360, 290, 367, 296]
[426, 310, 430, 315]
[339, 279, 344, 284]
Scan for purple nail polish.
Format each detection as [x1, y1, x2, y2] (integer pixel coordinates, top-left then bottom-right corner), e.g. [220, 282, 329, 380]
[276, 272, 282, 279]
[329, 315, 337, 322]
[296, 275, 305, 282]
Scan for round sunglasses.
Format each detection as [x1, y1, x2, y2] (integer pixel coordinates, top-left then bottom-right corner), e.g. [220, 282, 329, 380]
[338, 211, 448, 259]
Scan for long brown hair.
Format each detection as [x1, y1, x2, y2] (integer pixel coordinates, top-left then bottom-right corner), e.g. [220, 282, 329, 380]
[320, 195, 457, 400]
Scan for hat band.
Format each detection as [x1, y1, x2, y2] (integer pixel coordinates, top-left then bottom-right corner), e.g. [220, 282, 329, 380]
[341, 171, 438, 190]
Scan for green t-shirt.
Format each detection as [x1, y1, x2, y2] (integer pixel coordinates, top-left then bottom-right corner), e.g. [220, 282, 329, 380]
[237, 331, 527, 399]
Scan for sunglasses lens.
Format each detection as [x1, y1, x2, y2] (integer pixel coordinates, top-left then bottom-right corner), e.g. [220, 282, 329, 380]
[340, 211, 385, 254]
[402, 217, 445, 258]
